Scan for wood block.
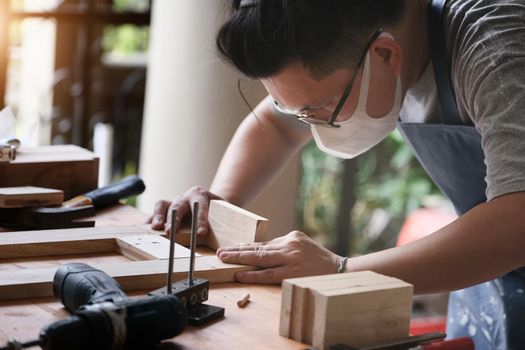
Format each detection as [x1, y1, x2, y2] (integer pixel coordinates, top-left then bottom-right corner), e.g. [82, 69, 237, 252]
[0, 145, 99, 200]
[206, 200, 268, 250]
[279, 272, 413, 350]
[0, 186, 63, 208]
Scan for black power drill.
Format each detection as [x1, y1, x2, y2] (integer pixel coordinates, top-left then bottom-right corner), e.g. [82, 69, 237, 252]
[1, 263, 187, 350]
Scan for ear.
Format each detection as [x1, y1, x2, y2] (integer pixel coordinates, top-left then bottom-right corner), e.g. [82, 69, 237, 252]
[370, 38, 403, 76]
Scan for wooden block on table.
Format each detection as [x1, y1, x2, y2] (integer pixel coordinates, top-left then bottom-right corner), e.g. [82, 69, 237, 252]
[279, 272, 413, 350]
[0, 145, 99, 200]
[206, 200, 268, 250]
[0, 186, 63, 208]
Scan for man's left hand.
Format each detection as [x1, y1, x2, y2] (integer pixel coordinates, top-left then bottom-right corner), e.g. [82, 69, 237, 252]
[217, 230, 341, 284]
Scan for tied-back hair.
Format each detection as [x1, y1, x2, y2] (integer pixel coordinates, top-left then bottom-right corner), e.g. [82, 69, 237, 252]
[216, 0, 405, 80]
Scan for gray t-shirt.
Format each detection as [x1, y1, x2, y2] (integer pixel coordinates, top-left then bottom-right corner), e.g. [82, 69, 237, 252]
[399, 0, 525, 201]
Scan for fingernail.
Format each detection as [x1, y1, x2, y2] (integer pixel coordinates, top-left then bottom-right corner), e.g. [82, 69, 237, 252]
[219, 252, 229, 260]
[197, 227, 206, 235]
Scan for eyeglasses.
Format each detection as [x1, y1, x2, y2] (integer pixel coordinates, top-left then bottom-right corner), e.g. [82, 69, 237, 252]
[273, 28, 383, 128]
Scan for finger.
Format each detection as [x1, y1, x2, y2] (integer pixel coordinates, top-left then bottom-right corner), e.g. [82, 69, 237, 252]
[166, 200, 191, 234]
[218, 249, 290, 267]
[235, 266, 289, 285]
[151, 200, 171, 230]
[217, 241, 275, 255]
[194, 198, 210, 236]
[217, 242, 268, 254]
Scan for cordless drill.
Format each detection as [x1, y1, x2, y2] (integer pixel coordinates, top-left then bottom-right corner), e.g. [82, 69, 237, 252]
[1, 263, 187, 350]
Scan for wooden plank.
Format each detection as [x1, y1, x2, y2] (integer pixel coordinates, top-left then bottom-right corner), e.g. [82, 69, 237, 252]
[116, 235, 196, 260]
[0, 256, 254, 301]
[0, 225, 162, 259]
[280, 272, 413, 350]
[206, 200, 268, 250]
[0, 186, 63, 208]
[0, 145, 99, 200]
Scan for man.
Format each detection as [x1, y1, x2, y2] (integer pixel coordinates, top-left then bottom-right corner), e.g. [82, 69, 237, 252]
[150, 1, 525, 348]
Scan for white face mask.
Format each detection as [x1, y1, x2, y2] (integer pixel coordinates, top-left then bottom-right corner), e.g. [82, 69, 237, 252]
[311, 45, 402, 159]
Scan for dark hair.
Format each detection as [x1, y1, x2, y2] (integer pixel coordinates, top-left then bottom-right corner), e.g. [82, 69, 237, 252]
[216, 0, 406, 79]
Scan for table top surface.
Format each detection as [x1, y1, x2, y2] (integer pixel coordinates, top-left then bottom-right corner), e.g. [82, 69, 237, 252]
[0, 204, 306, 350]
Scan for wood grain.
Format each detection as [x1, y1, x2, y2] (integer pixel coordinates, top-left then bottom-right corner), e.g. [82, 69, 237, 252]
[116, 234, 195, 260]
[0, 145, 99, 200]
[280, 271, 413, 350]
[0, 225, 160, 259]
[0, 256, 254, 301]
[0, 186, 63, 208]
[206, 200, 268, 250]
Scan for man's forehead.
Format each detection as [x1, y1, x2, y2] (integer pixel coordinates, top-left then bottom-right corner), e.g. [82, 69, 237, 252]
[262, 66, 353, 110]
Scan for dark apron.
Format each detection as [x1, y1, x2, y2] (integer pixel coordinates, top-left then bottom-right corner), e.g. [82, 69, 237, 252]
[397, 0, 525, 349]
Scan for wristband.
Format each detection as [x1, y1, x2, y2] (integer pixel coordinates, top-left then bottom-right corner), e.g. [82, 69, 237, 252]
[337, 256, 348, 273]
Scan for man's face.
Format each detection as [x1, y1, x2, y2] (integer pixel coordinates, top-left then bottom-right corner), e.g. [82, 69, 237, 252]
[261, 42, 402, 124]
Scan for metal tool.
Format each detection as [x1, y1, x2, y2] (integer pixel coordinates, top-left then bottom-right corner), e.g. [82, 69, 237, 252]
[0, 175, 145, 230]
[0, 205, 96, 230]
[0, 262, 187, 350]
[0, 263, 187, 350]
[0, 137, 20, 163]
[62, 175, 145, 209]
[150, 203, 225, 326]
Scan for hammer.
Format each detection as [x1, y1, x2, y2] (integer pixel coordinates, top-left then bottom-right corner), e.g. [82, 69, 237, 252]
[0, 175, 145, 230]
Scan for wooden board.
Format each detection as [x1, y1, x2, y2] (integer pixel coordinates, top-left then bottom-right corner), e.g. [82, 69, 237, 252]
[280, 272, 413, 350]
[0, 225, 159, 259]
[0, 145, 99, 200]
[0, 201, 267, 302]
[0, 186, 63, 208]
[116, 234, 196, 260]
[0, 256, 253, 301]
[206, 200, 268, 250]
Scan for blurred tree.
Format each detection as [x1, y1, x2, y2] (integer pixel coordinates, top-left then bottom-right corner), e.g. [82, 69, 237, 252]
[298, 129, 445, 255]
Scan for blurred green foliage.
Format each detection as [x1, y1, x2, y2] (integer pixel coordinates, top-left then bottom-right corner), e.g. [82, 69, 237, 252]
[298, 130, 443, 254]
[103, 25, 149, 56]
[113, 0, 150, 13]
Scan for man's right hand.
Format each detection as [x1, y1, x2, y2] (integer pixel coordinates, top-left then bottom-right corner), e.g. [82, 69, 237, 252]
[148, 186, 223, 236]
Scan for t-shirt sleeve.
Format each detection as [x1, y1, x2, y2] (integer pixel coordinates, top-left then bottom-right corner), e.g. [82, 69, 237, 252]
[451, 0, 525, 201]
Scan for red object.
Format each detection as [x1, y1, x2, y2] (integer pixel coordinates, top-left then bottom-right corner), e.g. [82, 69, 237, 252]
[397, 208, 457, 246]
[422, 337, 475, 350]
[410, 316, 447, 335]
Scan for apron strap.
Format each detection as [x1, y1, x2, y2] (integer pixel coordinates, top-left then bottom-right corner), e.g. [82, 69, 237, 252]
[429, 0, 463, 125]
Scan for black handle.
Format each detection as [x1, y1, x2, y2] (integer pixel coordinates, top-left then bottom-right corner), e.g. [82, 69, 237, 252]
[85, 175, 145, 209]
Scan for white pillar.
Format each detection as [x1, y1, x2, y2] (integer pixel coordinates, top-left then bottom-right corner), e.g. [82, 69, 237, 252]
[139, 0, 300, 237]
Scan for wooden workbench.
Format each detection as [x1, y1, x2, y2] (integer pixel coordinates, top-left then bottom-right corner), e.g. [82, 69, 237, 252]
[0, 205, 305, 350]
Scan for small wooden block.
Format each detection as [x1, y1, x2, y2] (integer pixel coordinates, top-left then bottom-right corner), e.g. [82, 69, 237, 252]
[279, 272, 413, 350]
[0, 186, 63, 208]
[206, 200, 268, 250]
[0, 145, 99, 200]
[116, 234, 196, 260]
